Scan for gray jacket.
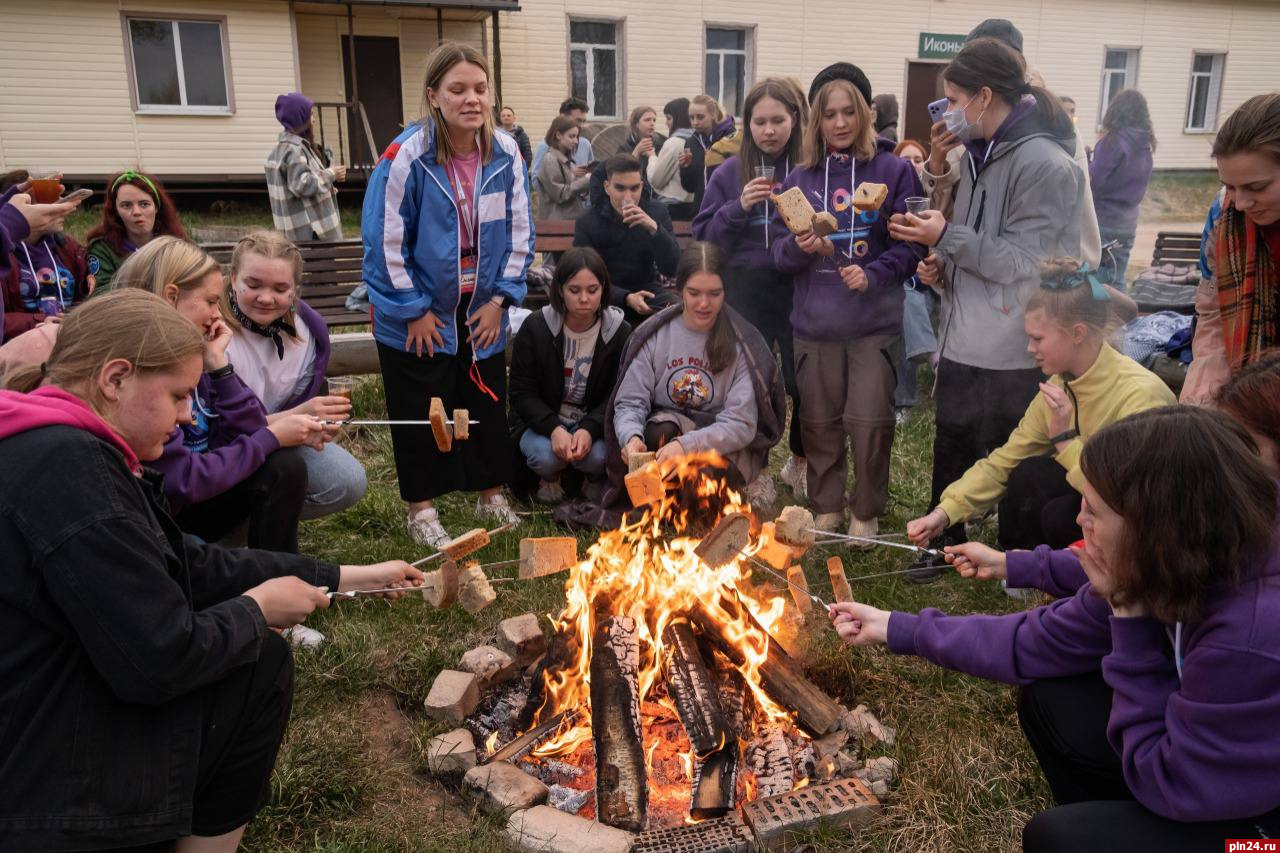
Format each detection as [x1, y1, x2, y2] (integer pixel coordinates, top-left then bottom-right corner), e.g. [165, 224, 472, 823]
[933, 115, 1086, 371]
[534, 148, 590, 220]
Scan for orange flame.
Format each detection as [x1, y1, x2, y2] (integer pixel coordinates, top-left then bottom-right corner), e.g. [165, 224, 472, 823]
[527, 451, 793, 762]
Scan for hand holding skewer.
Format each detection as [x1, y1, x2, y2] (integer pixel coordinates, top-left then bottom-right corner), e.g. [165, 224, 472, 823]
[827, 600, 890, 647]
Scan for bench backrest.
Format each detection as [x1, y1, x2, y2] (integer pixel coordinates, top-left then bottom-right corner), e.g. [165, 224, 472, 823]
[532, 218, 696, 253]
[1150, 231, 1201, 268]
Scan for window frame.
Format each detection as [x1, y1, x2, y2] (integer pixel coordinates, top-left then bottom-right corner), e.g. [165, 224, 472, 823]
[121, 12, 235, 116]
[703, 24, 754, 119]
[566, 16, 623, 122]
[1098, 46, 1140, 128]
[1184, 51, 1227, 134]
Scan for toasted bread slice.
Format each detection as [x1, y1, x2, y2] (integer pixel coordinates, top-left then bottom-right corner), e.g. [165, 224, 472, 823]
[812, 211, 839, 237]
[852, 182, 889, 212]
[771, 186, 816, 235]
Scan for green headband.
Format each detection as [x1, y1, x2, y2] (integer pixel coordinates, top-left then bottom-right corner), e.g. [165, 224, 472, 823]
[1042, 262, 1111, 302]
[111, 170, 159, 200]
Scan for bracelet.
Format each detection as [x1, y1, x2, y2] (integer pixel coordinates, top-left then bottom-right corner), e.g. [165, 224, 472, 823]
[207, 363, 235, 380]
[1049, 429, 1079, 445]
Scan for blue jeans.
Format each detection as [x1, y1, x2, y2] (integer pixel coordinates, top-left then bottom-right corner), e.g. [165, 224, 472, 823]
[299, 441, 368, 520]
[895, 283, 938, 408]
[519, 427, 607, 479]
[1099, 226, 1136, 290]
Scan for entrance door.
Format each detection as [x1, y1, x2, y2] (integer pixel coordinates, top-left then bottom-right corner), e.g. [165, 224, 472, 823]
[903, 61, 944, 144]
[342, 35, 404, 166]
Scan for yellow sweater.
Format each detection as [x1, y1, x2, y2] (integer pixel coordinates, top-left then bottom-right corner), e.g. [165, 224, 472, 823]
[938, 343, 1175, 524]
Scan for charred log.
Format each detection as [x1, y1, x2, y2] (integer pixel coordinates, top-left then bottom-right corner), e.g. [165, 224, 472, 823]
[690, 742, 739, 820]
[590, 614, 648, 832]
[661, 618, 730, 757]
[746, 726, 794, 798]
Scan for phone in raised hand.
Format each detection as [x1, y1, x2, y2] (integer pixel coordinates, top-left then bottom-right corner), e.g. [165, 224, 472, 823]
[927, 98, 948, 125]
[57, 188, 93, 204]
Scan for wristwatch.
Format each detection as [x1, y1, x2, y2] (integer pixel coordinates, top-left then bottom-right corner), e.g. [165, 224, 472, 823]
[1049, 429, 1079, 445]
[207, 363, 235, 380]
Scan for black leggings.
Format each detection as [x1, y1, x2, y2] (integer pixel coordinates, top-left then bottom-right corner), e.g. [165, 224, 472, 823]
[726, 265, 803, 457]
[998, 456, 1083, 551]
[176, 447, 308, 554]
[110, 632, 295, 850]
[1018, 673, 1280, 851]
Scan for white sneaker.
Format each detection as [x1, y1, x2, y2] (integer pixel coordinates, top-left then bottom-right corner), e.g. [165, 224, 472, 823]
[534, 479, 566, 504]
[744, 472, 777, 509]
[780, 456, 808, 502]
[284, 624, 326, 648]
[813, 511, 844, 533]
[847, 516, 879, 550]
[476, 492, 521, 527]
[407, 507, 451, 549]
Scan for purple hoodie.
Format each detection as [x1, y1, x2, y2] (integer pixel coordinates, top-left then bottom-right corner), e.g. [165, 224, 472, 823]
[1090, 126, 1154, 233]
[692, 151, 797, 270]
[0, 184, 33, 342]
[152, 369, 278, 513]
[280, 300, 332, 411]
[770, 137, 923, 340]
[887, 539, 1280, 822]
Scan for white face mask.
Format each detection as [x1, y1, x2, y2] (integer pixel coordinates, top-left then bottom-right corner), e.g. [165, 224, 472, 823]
[943, 96, 986, 142]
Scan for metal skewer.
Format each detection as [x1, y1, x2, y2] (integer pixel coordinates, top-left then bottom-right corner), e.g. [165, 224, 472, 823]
[321, 418, 480, 426]
[328, 585, 424, 599]
[807, 528, 942, 557]
[744, 554, 829, 610]
[409, 520, 519, 567]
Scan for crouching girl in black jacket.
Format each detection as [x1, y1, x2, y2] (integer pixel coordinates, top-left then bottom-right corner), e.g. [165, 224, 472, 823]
[509, 247, 631, 502]
[0, 289, 421, 852]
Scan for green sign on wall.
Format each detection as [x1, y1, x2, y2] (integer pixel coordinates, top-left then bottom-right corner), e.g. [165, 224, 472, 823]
[918, 32, 966, 60]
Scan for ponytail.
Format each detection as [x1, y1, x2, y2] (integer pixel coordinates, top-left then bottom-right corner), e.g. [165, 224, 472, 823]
[3, 363, 44, 393]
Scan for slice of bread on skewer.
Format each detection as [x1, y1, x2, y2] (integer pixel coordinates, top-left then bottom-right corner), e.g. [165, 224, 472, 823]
[852, 182, 889, 213]
[771, 186, 817, 235]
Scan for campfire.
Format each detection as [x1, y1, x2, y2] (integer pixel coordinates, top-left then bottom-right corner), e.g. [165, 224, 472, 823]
[424, 454, 893, 851]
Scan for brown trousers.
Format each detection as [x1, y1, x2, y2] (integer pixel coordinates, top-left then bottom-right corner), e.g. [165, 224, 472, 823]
[793, 334, 897, 520]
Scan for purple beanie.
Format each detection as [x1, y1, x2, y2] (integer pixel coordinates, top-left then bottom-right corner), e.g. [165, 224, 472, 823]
[275, 92, 314, 132]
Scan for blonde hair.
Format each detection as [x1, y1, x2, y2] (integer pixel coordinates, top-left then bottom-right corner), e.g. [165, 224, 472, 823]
[4, 290, 204, 411]
[691, 94, 725, 124]
[801, 79, 877, 167]
[223, 229, 304, 335]
[112, 236, 221, 298]
[1027, 257, 1115, 337]
[423, 41, 495, 165]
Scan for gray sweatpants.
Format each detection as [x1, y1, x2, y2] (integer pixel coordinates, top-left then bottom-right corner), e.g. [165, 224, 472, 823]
[794, 334, 898, 520]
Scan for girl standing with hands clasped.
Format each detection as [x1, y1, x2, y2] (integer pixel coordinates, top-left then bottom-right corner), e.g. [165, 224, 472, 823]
[363, 42, 534, 547]
[694, 77, 810, 497]
[831, 407, 1280, 851]
[0, 289, 422, 852]
[888, 38, 1087, 573]
[223, 230, 368, 520]
[115, 237, 324, 553]
[770, 63, 922, 538]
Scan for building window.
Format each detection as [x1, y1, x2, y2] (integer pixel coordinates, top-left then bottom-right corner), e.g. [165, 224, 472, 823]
[1099, 48, 1139, 116]
[1185, 52, 1226, 132]
[125, 16, 231, 114]
[569, 19, 620, 119]
[705, 27, 750, 117]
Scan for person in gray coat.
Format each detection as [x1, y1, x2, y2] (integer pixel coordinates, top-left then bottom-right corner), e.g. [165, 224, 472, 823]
[888, 36, 1087, 578]
[534, 116, 592, 220]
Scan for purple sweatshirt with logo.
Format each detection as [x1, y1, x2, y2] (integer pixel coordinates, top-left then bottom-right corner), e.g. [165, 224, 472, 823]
[692, 151, 797, 270]
[887, 539, 1280, 822]
[1090, 126, 1154, 233]
[769, 137, 923, 340]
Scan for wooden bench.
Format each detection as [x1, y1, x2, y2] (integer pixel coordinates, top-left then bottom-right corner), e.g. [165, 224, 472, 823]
[1149, 230, 1201, 267]
[531, 218, 696, 254]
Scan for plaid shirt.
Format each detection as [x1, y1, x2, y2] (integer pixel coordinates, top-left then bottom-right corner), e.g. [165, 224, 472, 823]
[264, 132, 342, 242]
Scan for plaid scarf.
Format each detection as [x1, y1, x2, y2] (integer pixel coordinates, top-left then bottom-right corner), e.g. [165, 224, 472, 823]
[1215, 203, 1278, 370]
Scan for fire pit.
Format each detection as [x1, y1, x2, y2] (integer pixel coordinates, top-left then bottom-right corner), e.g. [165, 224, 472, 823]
[424, 455, 895, 851]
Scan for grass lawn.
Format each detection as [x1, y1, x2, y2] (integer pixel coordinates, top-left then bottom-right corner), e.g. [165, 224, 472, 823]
[242, 366, 1051, 852]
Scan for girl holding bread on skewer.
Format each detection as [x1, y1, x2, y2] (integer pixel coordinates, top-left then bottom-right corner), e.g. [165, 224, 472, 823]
[362, 41, 534, 548]
[831, 407, 1280, 851]
[769, 62, 923, 540]
[693, 77, 811, 500]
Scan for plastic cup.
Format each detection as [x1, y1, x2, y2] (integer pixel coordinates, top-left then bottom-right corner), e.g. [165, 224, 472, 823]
[754, 165, 776, 182]
[905, 196, 930, 216]
[328, 376, 355, 401]
[27, 168, 62, 204]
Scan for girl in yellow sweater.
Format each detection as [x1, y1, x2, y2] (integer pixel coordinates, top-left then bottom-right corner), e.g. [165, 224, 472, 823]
[907, 258, 1174, 578]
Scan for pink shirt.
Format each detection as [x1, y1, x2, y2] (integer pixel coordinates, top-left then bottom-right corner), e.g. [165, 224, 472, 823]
[446, 148, 481, 294]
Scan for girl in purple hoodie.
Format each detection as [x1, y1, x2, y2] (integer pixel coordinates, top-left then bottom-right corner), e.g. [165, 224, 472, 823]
[770, 63, 922, 539]
[831, 406, 1280, 850]
[693, 77, 810, 499]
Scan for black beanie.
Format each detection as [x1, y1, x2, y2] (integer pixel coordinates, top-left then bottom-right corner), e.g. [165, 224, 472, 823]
[807, 62, 873, 108]
[966, 18, 1024, 53]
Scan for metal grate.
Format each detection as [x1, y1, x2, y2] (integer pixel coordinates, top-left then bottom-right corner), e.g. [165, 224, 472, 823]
[741, 777, 881, 847]
[632, 813, 754, 853]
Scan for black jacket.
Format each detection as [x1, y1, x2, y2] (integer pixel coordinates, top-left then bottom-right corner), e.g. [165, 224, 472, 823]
[509, 124, 533, 167]
[0, 425, 337, 850]
[573, 179, 680, 306]
[508, 304, 631, 442]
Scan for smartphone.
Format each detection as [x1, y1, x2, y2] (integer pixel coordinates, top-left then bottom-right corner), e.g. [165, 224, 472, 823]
[58, 188, 93, 204]
[927, 97, 949, 124]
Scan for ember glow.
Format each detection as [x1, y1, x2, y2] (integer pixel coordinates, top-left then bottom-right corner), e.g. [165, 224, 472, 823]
[516, 452, 804, 825]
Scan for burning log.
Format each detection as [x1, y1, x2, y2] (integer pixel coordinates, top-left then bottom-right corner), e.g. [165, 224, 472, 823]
[660, 618, 729, 757]
[690, 743, 738, 820]
[590, 614, 648, 832]
[690, 596, 844, 736]
[517, 628, 578, 731]
[746, 726, 794, 797]
[488, 710, 578, 764]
